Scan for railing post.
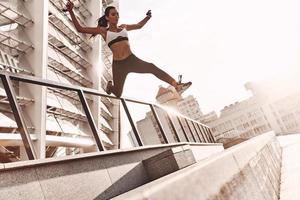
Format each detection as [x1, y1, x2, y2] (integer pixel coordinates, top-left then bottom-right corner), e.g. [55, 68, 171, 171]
[118, 102, 121, 149]
[120, 99, 143, 146]
[166, 112, 180, 142]
[150, 105, 169, 144]
[204, 126, 215, 143]
[177, 117, 189, 142]
[192, 122, 202, 142]
[1, 74, 37, 160]
[193, 122, 205, 142]
[77, 89, 105, 151]
[207, 127, 216, 143]
[197, 123, 209, 143]
[185, 119, 197, 142]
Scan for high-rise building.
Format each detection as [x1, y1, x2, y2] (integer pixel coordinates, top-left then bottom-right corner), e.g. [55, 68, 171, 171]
[208, 79, 300, 143]
[0, 0, 119, 162]
[177, 95, 203, 122]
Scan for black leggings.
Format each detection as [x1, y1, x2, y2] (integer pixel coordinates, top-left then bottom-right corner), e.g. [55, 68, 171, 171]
[111, 54, 176, 97]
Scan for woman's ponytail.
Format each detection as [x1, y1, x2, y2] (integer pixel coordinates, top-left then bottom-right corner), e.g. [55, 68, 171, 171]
[98, 15, 108, 27]
[90, 6, 115, 38]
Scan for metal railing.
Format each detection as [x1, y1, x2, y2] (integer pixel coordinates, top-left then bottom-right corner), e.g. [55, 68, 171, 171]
[0, 71, 215, 160]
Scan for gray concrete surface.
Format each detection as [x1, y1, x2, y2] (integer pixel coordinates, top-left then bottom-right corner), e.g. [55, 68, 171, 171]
[278, 134, 300, 200]
[143, 145, 196, 180]
[113, 132, 282, 200]
[0, 142, 223, 200]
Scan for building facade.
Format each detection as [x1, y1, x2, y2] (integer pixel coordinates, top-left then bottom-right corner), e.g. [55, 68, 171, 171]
[208, 80, 300, 142]
[0, 0, 119, 162]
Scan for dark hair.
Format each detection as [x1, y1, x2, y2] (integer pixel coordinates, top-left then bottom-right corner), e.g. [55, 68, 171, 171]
[98, 6, 116, 27]
[91, 6, 115, 38]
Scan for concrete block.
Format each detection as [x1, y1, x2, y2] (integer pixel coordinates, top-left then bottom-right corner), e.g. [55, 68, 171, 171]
[143, 147, 196, 181]
[35, 157, 111, 200]
[190, 145, 224, 161]
[146, 152, 240, 200]
[0, 167, 45, 200]
[99, 151, 149, 200]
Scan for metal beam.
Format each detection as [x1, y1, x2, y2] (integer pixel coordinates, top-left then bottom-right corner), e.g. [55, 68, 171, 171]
[120, 99, 143, 146]
[192, 122, 202, 142]
[207, 127, 216, 143]
[185, 119, 197, 142]
[150, 105, 169, 144]
[0, 74, 37, 160]
[197, 123, 210, 143]
[177, 117, 189, 142]
[77, 89, 105, 151]
[166, 112, 180, 142]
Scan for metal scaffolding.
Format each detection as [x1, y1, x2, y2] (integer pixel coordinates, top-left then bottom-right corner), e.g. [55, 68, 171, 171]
[48, 30, 92, 69]
[0, 49, 33, 75]
[0, 26, 33, 56]
[48, 3, 91, 52]
[0, 1, 33, 27]
[49, 0, 92, 19]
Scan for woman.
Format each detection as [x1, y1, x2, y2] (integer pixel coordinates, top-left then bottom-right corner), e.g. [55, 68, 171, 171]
[66, 1, 191, 97]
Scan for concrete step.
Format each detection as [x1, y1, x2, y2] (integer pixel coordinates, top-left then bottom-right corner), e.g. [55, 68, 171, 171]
[0, 142, 223, 200]
[113, 132, 282, 200]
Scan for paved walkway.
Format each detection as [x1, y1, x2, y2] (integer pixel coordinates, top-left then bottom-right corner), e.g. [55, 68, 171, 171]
[278, 134, 300, 200]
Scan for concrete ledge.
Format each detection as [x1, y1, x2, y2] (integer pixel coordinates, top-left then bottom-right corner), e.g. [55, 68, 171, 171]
[143, 145, 196, 180]
[1, 142, 222, 171]
[113, 132, 282, 200]
[0, 142, 223, 200]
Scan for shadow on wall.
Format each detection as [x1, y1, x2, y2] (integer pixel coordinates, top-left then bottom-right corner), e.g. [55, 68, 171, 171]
[95, 163, 149, 200]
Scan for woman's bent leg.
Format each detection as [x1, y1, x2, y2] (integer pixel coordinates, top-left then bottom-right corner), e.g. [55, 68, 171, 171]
[110, 63, 128, 97]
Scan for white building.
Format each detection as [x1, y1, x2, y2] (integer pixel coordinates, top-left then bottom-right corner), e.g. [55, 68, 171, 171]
[208, 80, 300, 142]
[177, 95, 203, 122]
[0, 0, 119, 162]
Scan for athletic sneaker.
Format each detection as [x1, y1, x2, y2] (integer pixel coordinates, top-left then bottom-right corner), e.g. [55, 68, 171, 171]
[176, 81, 192, 94]
[106, 80, 113, 95]
[175, 75, 192, 94]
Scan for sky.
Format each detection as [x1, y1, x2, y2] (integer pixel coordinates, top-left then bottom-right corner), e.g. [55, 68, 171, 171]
[118, 0, 300, 114]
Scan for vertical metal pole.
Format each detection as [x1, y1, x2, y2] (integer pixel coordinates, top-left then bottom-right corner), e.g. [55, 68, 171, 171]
[185, 119, 197, 142]
[205, 126, 215, 143]
[150, 105, 169, 144]
[207, 127, 216, 143]
[177, 117, 189, 142]
[1, 74, 36, 160]
[197, 123, 209, 143]
[202, 125, 212, 143]
[120, 99, 143, 146]
[166, 112, 180, 142]
[78, 89, 105, 151]
[117, 102, 121, 149]
[192, 122, 202, 142]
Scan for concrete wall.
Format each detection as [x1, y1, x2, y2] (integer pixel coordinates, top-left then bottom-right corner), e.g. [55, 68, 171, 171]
[0, 142, 223, 200]
[114, 132, 282, 200]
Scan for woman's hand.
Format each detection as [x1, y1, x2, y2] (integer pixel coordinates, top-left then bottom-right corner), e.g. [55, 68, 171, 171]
[66, 0, 74, 11]
[146, 10, 152, 18]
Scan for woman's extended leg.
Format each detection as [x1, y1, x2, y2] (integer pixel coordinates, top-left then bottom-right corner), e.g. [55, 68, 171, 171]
[129, 54, 177, 87]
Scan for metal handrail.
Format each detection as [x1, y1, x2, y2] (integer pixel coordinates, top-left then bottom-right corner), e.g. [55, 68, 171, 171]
[0, 71, 215, 160]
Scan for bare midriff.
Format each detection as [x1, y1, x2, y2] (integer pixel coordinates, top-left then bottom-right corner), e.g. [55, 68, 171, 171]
[109, 40, 132, 61]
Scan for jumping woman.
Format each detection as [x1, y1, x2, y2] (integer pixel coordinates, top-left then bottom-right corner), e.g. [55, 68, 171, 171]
[66, 1, 192, 97]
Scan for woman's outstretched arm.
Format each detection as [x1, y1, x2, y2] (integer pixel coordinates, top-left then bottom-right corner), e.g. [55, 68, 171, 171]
[66, 1, 104, 35]
[121, 10, 152, 31]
